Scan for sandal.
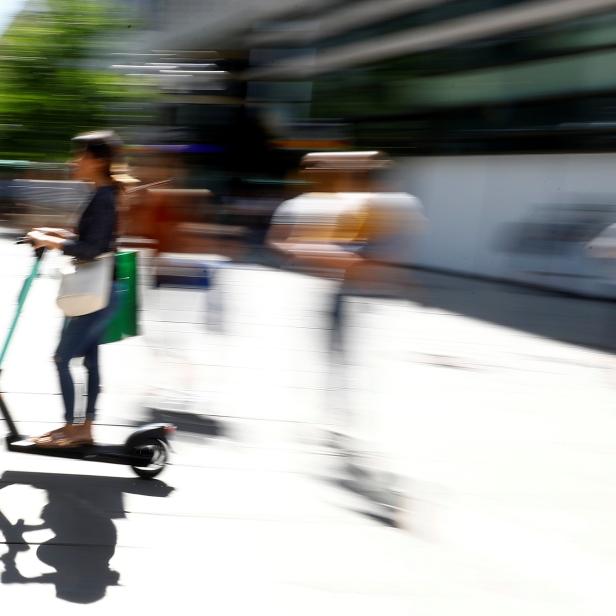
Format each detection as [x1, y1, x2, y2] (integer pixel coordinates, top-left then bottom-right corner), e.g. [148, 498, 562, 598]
[52, 436, 94, 448]
[33, 430, 69, 448]
[30, 427, 65, 443]
[33, 427, 93, 448]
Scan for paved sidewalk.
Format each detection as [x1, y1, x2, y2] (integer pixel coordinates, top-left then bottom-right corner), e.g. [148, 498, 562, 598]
[2, 238, 616, 614]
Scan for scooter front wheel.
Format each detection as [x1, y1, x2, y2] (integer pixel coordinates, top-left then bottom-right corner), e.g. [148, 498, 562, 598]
[130, 438, 169, 479]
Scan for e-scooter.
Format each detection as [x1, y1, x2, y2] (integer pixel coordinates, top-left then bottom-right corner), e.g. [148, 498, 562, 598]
[0, 241, 175, 478]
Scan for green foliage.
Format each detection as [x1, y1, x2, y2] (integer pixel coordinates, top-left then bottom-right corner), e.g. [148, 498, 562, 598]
[0, 0, 146, 161]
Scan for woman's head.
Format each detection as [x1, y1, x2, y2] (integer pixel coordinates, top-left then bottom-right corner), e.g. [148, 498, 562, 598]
[71, 131, 122, 184]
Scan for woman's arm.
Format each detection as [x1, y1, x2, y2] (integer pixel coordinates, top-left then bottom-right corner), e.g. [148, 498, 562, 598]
[33, 227, 76, 240]
[61, 193, 116, 260]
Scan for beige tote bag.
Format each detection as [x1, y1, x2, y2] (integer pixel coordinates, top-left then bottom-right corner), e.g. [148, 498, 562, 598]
[56, 253, 113, 317]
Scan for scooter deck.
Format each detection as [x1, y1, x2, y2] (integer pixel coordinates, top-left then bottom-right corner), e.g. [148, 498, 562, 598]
[8, 438, 149, 466]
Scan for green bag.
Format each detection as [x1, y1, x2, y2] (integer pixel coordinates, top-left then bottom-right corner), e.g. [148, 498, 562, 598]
[102, 250, 139, 344]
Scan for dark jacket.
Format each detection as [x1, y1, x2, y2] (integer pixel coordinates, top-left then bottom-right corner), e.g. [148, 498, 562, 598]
[62, 186, 117, 260]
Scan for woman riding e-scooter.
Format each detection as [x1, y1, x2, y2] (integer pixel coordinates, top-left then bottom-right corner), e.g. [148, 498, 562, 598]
[26, 131, 122, 448]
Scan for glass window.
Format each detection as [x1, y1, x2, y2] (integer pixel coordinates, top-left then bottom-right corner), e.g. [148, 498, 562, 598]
[310, 10, 616, 153]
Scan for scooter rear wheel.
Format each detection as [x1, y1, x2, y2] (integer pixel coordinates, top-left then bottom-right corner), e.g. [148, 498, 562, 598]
[130, 438, 168, 479]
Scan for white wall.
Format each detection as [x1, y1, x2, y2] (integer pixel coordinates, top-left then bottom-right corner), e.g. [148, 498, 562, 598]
[392, 154, 616, 297]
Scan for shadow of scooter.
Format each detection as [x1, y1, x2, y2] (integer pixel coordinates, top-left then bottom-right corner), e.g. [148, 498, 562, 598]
[0, 471, 173, 603]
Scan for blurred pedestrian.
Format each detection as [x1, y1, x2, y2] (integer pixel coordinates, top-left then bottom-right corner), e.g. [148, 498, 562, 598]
[268, 151, 425, 353]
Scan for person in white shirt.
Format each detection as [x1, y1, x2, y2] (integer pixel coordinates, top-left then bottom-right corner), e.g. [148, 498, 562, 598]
[268, 151, 425, 351]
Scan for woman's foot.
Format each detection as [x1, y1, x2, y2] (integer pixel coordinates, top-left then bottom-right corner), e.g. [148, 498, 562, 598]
[73, 420, 94, 445]
[32, 425, 71, 447]
[33, 423, 94, 448]
[30, 426, 65, 443]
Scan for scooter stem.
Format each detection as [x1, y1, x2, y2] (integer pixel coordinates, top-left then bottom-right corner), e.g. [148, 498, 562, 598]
[0, 246, 46, 370]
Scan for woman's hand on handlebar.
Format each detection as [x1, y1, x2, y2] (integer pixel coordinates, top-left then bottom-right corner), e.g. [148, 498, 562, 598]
[33, 227, 75, 240]
[26, 230, 67, 251]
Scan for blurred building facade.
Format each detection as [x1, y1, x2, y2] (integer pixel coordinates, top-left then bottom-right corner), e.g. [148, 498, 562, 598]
[122, 1, 616, 295]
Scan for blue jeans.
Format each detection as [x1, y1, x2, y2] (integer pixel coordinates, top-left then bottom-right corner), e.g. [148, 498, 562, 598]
[54, 284, 121, 424]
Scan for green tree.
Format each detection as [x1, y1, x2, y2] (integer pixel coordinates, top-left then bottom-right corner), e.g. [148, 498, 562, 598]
[0, 0, 146, 161]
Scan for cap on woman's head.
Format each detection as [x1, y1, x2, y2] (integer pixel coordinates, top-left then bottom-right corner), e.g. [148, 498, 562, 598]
[72, 130, 122, 160]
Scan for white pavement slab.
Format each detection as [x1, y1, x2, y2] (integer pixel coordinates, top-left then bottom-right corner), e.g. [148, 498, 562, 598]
[2, 238, 616, 613]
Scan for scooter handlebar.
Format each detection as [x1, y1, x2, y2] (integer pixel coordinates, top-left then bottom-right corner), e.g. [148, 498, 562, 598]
[16, 237, 46, 260]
